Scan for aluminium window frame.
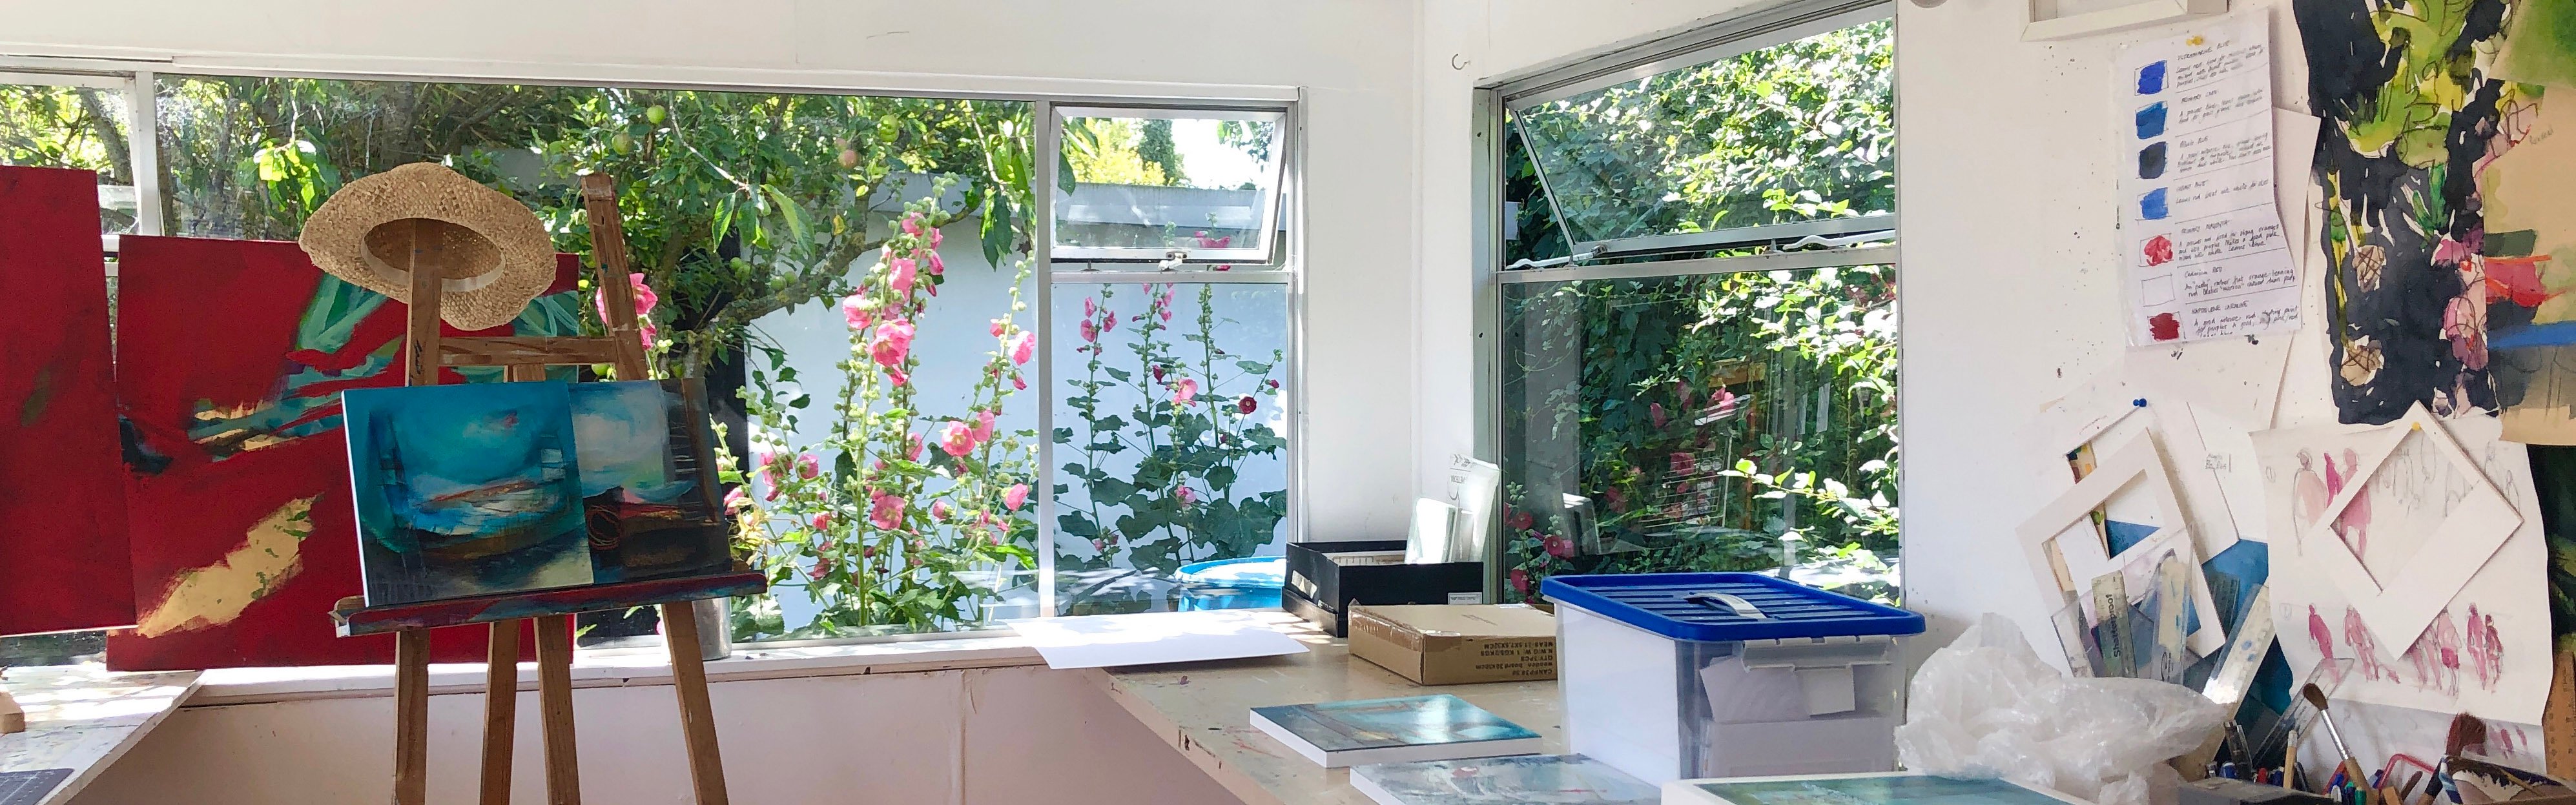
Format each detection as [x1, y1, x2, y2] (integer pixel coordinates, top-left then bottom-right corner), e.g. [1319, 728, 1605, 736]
[1047, 104, 1290, 265]
[1470, 0, 1900, 596]
[0, 55, 1307, 649]
[0, 68, 164, 256]
[1497, 0, 1895, 263]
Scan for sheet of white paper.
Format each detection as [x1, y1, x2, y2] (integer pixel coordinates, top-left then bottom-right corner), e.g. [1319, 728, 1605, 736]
[2032, 364, 2248, 557]
[1005, 609, 1310, 669]
[2189, 402, 2271, 542]
[2117, 15, 2303, 345]
[2250, 414, 2553, 723]
[2125, 335, 2293, 431]
[2271, 108, 2320, 275]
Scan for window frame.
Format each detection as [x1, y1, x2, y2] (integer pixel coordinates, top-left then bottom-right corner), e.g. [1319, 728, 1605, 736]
[1471, 0, 1899, 596]
[1047, 104, 1290, 265]
[0, 58, 1307, 652]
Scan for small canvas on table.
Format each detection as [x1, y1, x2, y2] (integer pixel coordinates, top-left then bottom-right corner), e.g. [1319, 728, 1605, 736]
[568, 379, 732, 584]
[344, 382, 595, 606]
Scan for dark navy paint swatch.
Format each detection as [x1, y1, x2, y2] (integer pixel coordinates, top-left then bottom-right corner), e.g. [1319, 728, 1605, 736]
[2138, 142, 2168, 179]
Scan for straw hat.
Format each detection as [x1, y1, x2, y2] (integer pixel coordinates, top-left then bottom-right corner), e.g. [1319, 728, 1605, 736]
[297, 163, 556, 331]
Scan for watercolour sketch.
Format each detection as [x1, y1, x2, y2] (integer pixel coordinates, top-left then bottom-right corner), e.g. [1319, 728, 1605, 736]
[569, 378, 732, 584]
[1351, 755, 1658, 805]
[2252, 413, 2551, 722]
[344, 381, 595, 605]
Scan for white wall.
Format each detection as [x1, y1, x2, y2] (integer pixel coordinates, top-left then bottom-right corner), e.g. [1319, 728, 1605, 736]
[70, 664, 1241, 805]
[0, 0, 1422, 544]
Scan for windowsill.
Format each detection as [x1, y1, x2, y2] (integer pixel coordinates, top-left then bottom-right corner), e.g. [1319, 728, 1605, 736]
[187, 635, 1047, 707]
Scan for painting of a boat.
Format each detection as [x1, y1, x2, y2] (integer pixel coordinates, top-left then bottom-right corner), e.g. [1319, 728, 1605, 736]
[344, 381, 595, 605]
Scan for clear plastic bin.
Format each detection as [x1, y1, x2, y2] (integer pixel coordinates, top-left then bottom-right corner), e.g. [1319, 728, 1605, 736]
[1541, 573, 1924, 786]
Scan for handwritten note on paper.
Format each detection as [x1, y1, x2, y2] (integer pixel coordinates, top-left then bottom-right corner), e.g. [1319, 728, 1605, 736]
[2117, 16, 2302, 345]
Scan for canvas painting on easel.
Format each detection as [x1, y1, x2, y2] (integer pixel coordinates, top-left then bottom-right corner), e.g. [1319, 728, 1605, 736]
[345, 381, 596, 605]
[570, 378, 731, 584]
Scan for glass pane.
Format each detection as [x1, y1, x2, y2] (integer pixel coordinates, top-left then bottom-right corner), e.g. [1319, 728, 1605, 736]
[0, 83, 138, 233]
[1053, 110, 1281, 261]
[1512, 18, 1892, 247]
[1497, 266, 1899, 604]
[1052, 280, 1290, 615]
[147, 74, 1044, 644]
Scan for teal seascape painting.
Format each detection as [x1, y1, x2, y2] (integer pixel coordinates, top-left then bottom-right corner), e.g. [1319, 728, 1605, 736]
[1253, 694, 1539, 752]
[345, 381, 593, 605]
[569, 378, 730, 584]
[1694, 775, 2073, 805]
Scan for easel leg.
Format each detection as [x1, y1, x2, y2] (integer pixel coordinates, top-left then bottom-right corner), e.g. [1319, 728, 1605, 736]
[394, 629, 431, 805]
[480, 620, 524, 805]
[534, 614, 580, 805]
[661, 602, 730, 804]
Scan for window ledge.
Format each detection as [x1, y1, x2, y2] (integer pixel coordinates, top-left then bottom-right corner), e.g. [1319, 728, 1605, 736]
[189, 636, 1046, 707]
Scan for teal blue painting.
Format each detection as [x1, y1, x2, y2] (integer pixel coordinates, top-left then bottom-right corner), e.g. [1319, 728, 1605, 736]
[568, 379, 730, 584]
[345, 381, 594, 605]
[1695, 775, 2073, 805]
[1253, 694, 1538, 753]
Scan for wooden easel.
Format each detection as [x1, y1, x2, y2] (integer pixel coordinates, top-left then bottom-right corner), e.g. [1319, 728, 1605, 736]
[353, 174, 737, 805]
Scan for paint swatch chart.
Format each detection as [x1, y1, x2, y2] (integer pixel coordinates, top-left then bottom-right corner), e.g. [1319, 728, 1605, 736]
[2114, 16, 2300, 345]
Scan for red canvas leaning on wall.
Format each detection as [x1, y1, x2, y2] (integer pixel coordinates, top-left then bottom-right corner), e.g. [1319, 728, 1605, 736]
[0, 165, 137, 638]
[107, 235, 580, 670]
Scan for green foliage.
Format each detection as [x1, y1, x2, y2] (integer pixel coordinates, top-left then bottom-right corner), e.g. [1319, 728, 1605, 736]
[1495, 19, 1898, 602]
[1054, 283, 1286, 611]
[728, 197, 1038, 638]
[0, 83, 135, 230]
[152, 76, 1033, 377]
[1510, 19, 1891, 245]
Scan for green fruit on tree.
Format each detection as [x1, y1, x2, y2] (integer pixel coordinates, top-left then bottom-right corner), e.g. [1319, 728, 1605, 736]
[645, 105, 667, 125]
[838, 149, 860, 168]
[611, 132, 635, 154]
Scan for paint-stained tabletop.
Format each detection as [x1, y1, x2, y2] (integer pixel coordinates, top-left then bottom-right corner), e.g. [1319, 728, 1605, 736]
[1087, 611, 1563, 805]
[0, 666, 200, 805]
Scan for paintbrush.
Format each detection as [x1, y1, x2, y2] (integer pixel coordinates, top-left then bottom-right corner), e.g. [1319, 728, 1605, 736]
[2303, 684, 2372, 791]
[2446, 714, 2488, 758]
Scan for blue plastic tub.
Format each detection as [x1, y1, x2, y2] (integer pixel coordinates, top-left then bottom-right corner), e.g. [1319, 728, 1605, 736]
[1175, 556, 1288, 611]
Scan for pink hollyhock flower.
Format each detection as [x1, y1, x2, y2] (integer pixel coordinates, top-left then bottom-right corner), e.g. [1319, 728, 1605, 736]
[868, 491, 905, 529]
[1102, 312, 1117, 331]
[1004, 484, 1030, 511]
[1084, 297, 1097, 317]
[887, 369, 909, 387]
[840, 294, 874, 330]
[990, 319, 1007, 338]
[901, 216, 923, 237]
[1152, 365, 1165, 382]
[971, 410, 996, 444]
[929, 500, 952, 520]
[938, 420, 976, 456]
[1011, 332, 1035, 365]
[887, 257, 917, 294]
[1175, 485, 1199, 504]
[1510, 568, 1531, 596]
[929, 227, 942, 247]
[807, 561, 830, 581]
[1171, 378, 1199, 405]
[1649, 402, 1669, 429]
[796, 453, 820, 479]
[871, 318, 916, 368]
[1160, 307, 1173, 322]
[1013, 376, 1027, 391]
[925, 251, 945, 276]
[764, 484, 781, 502]
[1237, 396, 1257, 414]
[596, 272, 660, 348]
[861, 544, 877, 559]
[1543, 535, 1576, 559]
[1079, 318, 1098, 343]
[1505, 509, 1534, 531]
[809, 512, 831, 531]
[723, 487, 749, 509]
[906, 432, 925, 461]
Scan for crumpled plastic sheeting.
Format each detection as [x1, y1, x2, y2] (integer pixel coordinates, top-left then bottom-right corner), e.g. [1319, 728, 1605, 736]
[1895, 615, 2225, 805]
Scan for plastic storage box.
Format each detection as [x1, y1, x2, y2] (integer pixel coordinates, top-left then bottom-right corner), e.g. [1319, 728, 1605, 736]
[1541, 573, 1924, 786]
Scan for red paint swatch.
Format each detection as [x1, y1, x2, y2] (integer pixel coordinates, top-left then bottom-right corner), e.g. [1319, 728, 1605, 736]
[2148, 312, 2182, 341]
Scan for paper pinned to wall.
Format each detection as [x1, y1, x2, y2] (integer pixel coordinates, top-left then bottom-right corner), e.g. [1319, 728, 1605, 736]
[2116, 15, 2303, 346]
[2251, 413, 2553, 724]
[2125, 335, 2292, 430]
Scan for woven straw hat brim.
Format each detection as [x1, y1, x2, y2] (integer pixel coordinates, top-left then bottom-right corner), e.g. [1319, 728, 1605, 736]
[297, 163, 556, 331]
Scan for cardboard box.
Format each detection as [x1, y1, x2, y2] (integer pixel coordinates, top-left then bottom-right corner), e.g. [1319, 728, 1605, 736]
[1348, 604, 1557, 686]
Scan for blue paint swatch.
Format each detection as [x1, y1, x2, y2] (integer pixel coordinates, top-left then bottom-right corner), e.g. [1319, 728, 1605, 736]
[2136, 61, 2168, 94]
[2139, 187, 2170, 220]
[2136, 102, 2169, 139]
[2138, 141, 2168, 179]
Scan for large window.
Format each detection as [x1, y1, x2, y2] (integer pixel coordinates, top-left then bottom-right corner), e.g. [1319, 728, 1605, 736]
[0, 65, 1301, 659]
[1488, 1, 1897, 603]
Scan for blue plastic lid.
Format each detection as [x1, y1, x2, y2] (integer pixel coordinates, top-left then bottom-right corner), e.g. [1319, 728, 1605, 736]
[1177, 556, 1288, 590]
[1541, 572, 1924, 642]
